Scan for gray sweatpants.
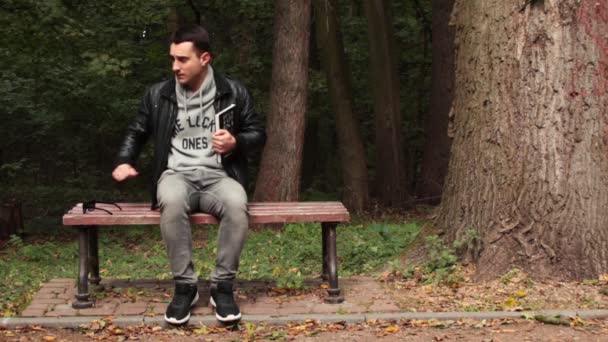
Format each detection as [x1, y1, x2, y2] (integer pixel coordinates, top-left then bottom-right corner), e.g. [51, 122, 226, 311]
[156, 168, 248, 284]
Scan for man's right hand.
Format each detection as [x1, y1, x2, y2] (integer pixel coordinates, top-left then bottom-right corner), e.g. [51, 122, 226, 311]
[112, 163, 139, 182]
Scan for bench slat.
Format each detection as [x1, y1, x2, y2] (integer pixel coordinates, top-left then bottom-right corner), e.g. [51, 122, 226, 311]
[63, 202, 350, 226]
[66, 209, 349, 216]
[67, 205, 348, 214]
[72, 201, 344, 208]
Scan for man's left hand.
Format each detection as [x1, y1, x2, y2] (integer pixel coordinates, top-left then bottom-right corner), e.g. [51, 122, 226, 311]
[212, 129, 236, 154]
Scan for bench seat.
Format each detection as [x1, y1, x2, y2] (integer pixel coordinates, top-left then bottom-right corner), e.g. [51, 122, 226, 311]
[63, 201, 350, 309]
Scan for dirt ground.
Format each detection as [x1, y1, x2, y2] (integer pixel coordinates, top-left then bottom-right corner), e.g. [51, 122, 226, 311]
[2, 318, 608, 341]
[380, 266, 608, 312]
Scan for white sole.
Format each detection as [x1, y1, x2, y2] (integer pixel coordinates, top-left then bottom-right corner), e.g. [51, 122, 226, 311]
[209, 296, 242, 322]
[164, 292, 199, 325]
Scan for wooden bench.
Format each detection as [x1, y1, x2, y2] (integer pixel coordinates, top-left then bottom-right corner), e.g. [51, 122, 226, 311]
[63, 201, 350, 309]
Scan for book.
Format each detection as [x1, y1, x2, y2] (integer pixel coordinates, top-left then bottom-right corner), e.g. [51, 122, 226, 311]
[215, 103, 236, 132]
[215, 103, 236, 163]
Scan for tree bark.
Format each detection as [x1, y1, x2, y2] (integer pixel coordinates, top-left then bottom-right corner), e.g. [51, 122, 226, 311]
[439, 0, 608, 280]
[254, 0, 311, 202]
[415, 0, 455, 204]
[363, 0, 409, 207]
[314, 0, 370, 213]
[0, 202, 22, 239]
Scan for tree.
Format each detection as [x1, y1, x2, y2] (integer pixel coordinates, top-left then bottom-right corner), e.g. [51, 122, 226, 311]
[314, 0, 369, 213]
[254, 0, 311, 201]
[363, 0, 409, 207]
[415, 0, 455, 204]
[439, 0, 608, 280]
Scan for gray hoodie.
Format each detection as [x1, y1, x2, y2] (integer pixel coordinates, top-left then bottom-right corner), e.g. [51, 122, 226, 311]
[167, 65, 225, 172]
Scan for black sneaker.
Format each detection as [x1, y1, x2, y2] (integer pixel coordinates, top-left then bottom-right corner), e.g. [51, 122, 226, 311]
[209, 281, 241, 322]
[164, 283, 199, 325]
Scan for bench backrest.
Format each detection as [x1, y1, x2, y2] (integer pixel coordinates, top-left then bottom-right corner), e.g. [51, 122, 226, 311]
[63, 202, 350, 226]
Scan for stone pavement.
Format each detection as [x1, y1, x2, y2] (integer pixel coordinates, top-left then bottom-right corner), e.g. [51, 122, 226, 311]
[20, 276, 400, 319]
[6, 276, 608, 329]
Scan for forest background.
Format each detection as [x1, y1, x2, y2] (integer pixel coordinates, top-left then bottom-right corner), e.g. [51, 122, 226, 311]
[0, 0, 440, 227]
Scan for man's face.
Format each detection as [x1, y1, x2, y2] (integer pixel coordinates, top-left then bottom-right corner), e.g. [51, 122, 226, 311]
[170, 42, 210, 90]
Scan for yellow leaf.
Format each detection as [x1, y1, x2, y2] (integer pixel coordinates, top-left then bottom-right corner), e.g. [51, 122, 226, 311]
[385, 325, 399, 333]
[571, 316, 585, 326]
[112, 328, 124, 335]
[599, 274, 608, 282]
[514, 289, 527, 298]
[503, 296, 517, 308]
[43, 336, 57, 341]
[193, 327, 209, 335]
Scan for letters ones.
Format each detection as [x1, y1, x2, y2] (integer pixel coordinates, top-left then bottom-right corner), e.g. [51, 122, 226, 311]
[173, 114, 216, 149]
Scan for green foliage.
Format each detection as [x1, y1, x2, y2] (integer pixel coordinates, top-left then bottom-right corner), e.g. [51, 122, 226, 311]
[424, 235, 458, 272]
[338, 222, 420, 274]
[393, 234, 469, 286]
[452, 228, 481, 251]
[235, 221, 419, 288]
[0, 0, 433, 218]
[417, 235, 467, 285]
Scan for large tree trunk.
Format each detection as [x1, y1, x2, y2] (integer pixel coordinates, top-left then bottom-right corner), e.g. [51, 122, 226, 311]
[439, 0, 608, 280]
[254, 0, 311, 202]
[415, 0, 455, 204]
[314, 0, 370, 213]
[363, 0, 409, 207]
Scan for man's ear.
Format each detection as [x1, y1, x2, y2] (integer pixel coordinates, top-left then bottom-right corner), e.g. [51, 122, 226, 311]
[200, 52, 211, 67]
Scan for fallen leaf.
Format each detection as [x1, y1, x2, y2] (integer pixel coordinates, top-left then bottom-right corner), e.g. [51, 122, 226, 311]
[570, 316, 585, 326]
[502, 296, 517, 308]
[514, 289, 527, 298]
[385, 325, 399, 333]
[521, 312, 535, 320]
[193, 327, 209, 335]
[42, 336, 56, 341]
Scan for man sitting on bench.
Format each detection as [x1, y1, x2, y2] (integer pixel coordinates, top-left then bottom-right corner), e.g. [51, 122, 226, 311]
[112, 24, 266, 325]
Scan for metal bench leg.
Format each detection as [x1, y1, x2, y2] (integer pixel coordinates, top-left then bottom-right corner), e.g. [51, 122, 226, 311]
[322, 225, 329, 280]
[73, 226, 94, 309]
[88, 226, 101, 285]
[322, 222, 344, 304]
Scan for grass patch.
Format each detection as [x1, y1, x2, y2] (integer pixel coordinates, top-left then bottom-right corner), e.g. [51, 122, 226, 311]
[0, 221, 420, 316]
[0, 235, 78, 317]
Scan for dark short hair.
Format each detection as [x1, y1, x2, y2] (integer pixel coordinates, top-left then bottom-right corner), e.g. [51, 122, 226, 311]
[170, 25, 211, 53]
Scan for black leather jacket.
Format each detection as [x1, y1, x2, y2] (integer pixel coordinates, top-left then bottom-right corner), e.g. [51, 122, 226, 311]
[115, 72, 266, 209]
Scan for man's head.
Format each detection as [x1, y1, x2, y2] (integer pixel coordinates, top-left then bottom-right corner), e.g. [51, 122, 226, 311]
[169, 25, 212, 90]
